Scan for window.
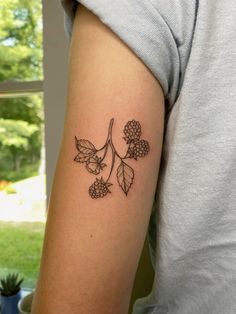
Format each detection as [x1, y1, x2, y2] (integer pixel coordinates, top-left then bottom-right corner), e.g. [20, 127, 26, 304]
[0, 0, 45, 289]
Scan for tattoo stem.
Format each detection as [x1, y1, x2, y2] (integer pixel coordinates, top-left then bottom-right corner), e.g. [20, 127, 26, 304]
[105, 118, 128, 182]
[105, 118, 115, 182]
[96, 118, 114, 161]
[108, 118, 114, 137]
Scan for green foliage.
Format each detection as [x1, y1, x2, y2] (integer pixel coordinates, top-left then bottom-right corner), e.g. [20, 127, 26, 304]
[0, 0, 43, 82]
[0, 1, 43, 180]
[0, 273, 24, 296]
[0, 118, 38, 149]
[0, 117, 40, 175]
[0, 95, 43, 124]
[0, 162, 40, 182]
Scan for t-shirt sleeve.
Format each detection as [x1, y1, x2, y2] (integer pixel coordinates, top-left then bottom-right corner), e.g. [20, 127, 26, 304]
[60, 0, 198, 111]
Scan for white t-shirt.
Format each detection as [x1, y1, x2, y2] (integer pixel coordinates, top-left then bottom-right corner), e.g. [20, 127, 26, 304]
[61, 1, 236, 313]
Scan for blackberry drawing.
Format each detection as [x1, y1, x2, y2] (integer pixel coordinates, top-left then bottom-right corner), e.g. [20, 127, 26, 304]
[127, 139, 150, 160]
[123, 120, 142, 143]
[74, 118, 150, 198]
[88, 177, 112, 198]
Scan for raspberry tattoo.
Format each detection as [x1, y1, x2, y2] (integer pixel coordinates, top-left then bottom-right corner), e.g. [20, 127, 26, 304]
[123, 120, 142, 143]
[89, 177, 112, 198]
[126, 139, 150, 160]
[74, 118, 150, 198]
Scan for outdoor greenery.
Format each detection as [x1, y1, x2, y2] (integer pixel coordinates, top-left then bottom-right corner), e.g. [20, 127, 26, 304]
[0, 0, 43, 182]
[0, 222, 45, 288]
[0, 0, 45, 290]
[0, 162, 40, 184]
[0, 0, 43, 81]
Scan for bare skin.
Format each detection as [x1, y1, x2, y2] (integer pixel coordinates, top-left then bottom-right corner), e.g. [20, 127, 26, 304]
[32, 4, 165, 314]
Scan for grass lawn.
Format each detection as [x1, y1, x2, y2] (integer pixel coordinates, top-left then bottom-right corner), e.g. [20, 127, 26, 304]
[0, 221, 45, 289]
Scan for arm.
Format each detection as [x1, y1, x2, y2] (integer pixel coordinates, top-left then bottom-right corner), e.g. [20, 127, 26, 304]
[32, 4, 165, 314]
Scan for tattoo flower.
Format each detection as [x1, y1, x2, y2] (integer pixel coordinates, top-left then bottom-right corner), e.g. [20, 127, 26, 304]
[86, 155, 106, 175]
[74, 118, 150, 198]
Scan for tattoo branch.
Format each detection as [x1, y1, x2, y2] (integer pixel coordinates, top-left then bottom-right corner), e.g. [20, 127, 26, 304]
[74, 118, 150, 199]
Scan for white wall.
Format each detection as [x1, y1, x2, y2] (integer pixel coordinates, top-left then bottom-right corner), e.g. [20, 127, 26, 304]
[42, 0, 69, 202]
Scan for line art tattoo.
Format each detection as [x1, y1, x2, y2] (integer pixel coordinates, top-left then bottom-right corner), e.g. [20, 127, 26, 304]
[74, 118, 150, 199]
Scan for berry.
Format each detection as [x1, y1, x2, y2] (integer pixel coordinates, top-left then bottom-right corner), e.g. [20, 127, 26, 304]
[126, 139, 150, 160]
[88, 177, 112, 198]
[123, 120, 141, 143]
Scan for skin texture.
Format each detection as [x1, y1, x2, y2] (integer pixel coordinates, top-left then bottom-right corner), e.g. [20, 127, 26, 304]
[32, 4, 165, 314]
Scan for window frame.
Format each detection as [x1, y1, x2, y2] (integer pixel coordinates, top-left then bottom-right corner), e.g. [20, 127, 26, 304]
[0, 81, 43, 98]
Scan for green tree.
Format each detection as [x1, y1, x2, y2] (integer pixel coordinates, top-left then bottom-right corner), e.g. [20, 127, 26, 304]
[0, 118, 38, 171]
[0, 0, 43, 180]
[0, 0, 43, 81]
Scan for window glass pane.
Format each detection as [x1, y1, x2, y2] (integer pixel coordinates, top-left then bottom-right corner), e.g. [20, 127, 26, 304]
[0, 94, 45, 288]
[0, 1, 43, 82]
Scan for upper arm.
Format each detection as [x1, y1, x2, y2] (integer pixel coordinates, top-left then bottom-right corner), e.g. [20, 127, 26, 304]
[33, 4, 165, 314]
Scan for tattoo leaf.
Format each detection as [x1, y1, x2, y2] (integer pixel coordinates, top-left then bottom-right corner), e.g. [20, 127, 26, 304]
[116, 161, 134, 195]
[74, 137, 96, 163]
[75, 138, 96, 155]
[74, 151, 91, 163]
